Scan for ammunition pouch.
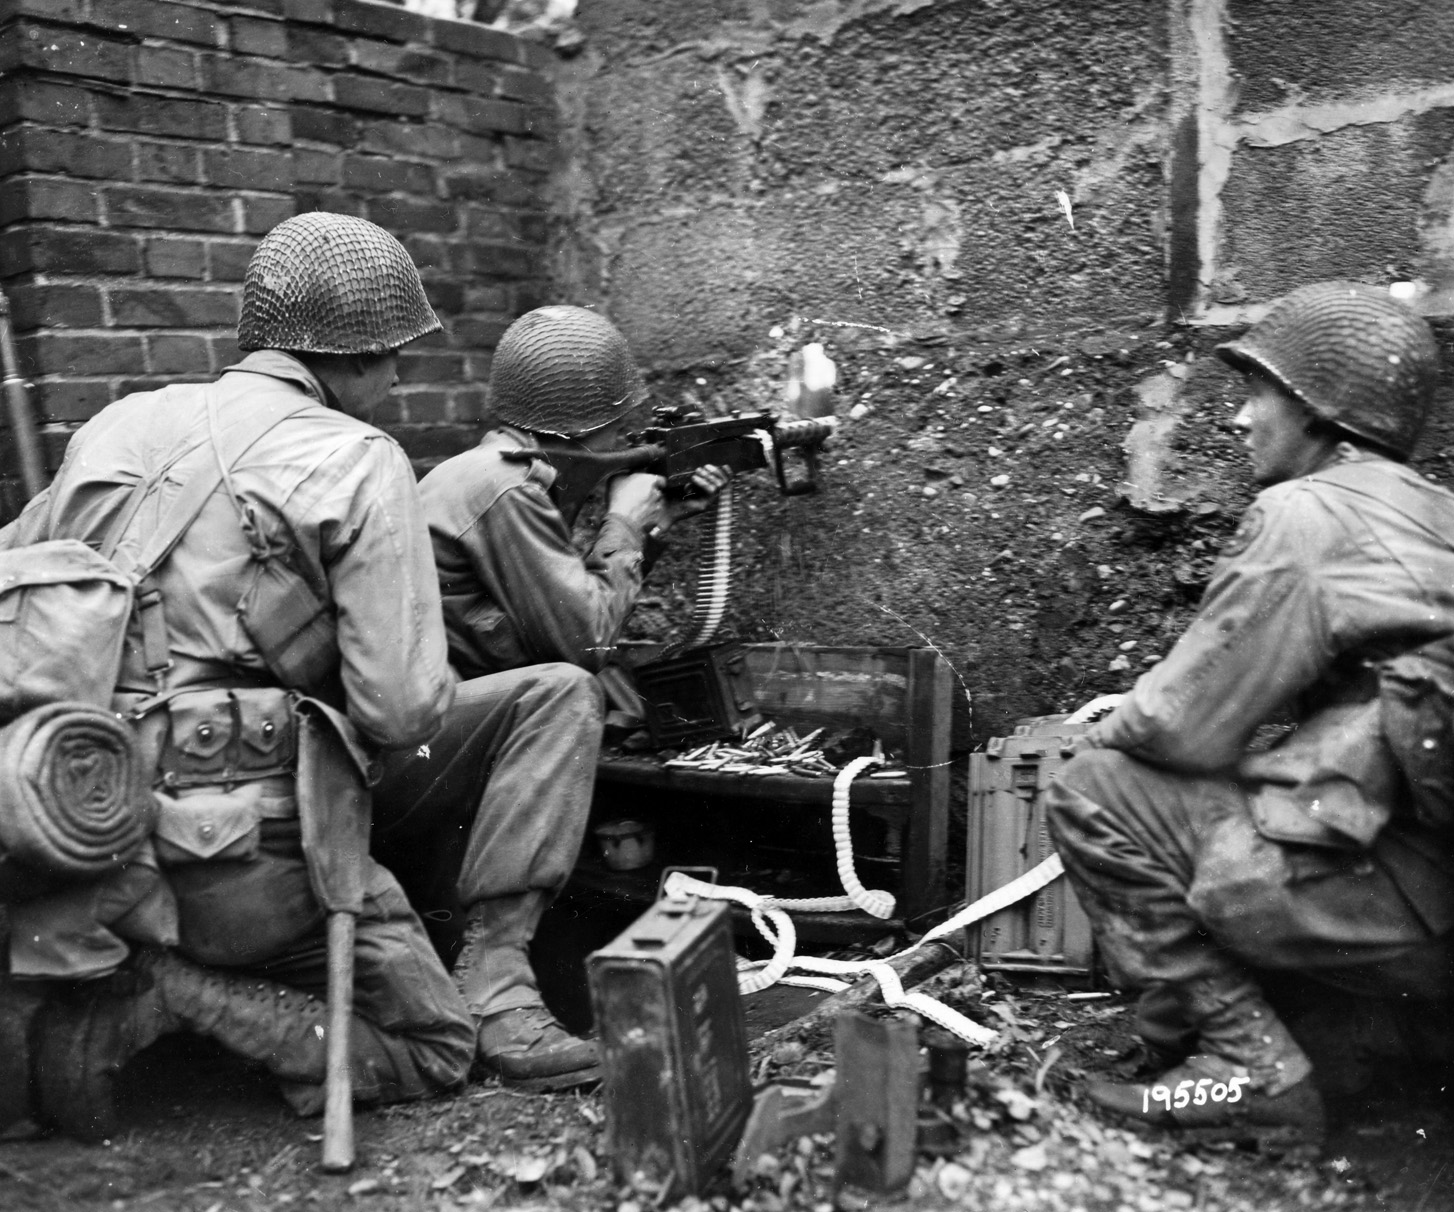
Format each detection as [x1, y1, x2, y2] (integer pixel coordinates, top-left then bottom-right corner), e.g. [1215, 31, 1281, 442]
[152, 779, 298, 867]
[144, 687, 300, 868]
[157, 686, 297, 790]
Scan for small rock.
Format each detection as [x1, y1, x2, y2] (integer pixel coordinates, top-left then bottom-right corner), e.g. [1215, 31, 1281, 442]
[988, 446, 1004, 457]
[1108, 656, 1131, 672]
[1107, 599, 1128, 614]
[1079, 506, 1106, 522]
[950, 474, 964, 487]
[990, 474, 1010, 488]
[347, 1179, 381, 1196]
[897, 356, 926, 370]
[1118, 640, 1138, 651]
[1011, 1143, 1050, 1171]
[922, 486, 939, 498]
[937, 1163, 972, 1200]
[848, 402, 872, 420]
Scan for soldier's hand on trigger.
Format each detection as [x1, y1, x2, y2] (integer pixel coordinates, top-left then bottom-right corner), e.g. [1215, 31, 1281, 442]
[663, 464, 732, 527]
[607, 471, 668, 534]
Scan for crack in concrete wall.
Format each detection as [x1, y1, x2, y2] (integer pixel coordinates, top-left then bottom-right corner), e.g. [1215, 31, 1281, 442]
[1183, 0, 1454, 323]
[1237, 83, 1454, 148]
[781, 0, 946, 45]
[1192, 0, 1235, 318]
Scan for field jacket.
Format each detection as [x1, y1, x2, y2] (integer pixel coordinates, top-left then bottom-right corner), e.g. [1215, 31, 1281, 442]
[1087, 445, 1454, 929]
[419, 425, 648, 679]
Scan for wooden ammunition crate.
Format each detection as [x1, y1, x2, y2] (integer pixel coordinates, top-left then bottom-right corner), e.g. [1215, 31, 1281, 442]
[578, 644, 968, 938]
[966, 721, 1095, 979]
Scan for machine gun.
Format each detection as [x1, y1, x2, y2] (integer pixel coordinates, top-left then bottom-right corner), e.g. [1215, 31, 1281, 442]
[505, 406, 839, 527]
[503, 340, 839, 526]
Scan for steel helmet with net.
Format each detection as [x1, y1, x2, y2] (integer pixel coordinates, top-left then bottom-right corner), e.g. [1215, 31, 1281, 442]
[489, 305, 645, 436]
[1215, 281, 1441, 459]
[238, 212, 441, 354]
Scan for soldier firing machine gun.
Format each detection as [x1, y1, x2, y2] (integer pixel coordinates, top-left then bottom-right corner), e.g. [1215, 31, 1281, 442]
[507, 346, 839, 658]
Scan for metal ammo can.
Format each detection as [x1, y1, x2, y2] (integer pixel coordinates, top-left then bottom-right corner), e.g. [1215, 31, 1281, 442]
[587, 893, 752, 1198]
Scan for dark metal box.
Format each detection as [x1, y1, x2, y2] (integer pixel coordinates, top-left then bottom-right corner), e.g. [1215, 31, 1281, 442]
[587, 896, 753, 1198]
[631, 644, 760, 746]
[966, 720, 1096, 979]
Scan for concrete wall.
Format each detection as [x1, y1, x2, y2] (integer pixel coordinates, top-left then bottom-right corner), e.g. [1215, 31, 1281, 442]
[1171, 0, 1454, 322]
[552, 0, 1454, 740]
[0, 0, 555, 523]
[552, 0, 1171, 368]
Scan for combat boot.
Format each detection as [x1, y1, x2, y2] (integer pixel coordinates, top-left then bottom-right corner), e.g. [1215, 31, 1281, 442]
[34, 957, 185, 1142]
[454, 893, 600, 1092]
[35, 947, 333, 1141]
[1085, 974, 1326, 1147]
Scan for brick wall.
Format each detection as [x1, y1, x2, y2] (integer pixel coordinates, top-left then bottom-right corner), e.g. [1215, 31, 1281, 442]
[0, 0, 556, 524]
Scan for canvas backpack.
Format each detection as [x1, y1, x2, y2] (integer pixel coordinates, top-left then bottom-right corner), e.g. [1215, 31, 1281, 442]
[0, 394, 314, 722]
[1380, 632, 1454, 836]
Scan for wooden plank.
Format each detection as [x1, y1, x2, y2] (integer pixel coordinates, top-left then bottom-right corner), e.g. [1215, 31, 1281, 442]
[617, 643, 914, 746]
[902, 649, 951, 921]
[595, 753, 912, 813]
[741, 647, 910, 747]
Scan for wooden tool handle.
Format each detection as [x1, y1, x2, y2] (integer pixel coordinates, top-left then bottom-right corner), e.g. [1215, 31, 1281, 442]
[321, 910, 356, 1173]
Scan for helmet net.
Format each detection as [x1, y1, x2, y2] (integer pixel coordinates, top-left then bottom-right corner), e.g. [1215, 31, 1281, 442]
[489, 305, 644, 436]
[238, 212, 441, 354]
[1215, 281, 1440, 458]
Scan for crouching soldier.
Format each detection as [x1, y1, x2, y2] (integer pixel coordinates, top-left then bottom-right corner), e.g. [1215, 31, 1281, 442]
[1048, 282, 1454, 1147]
[0, 213, 475, 1140]
[373, 306, 726, 1091]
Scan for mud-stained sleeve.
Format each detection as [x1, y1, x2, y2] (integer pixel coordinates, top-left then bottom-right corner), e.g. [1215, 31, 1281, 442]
[1086, 487, 1338, 772]
[462, 480, 646, 672]
[320, 436, 455, 749]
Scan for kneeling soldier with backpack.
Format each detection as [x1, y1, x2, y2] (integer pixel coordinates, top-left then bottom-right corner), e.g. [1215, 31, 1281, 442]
[0, 213, 474, 1144]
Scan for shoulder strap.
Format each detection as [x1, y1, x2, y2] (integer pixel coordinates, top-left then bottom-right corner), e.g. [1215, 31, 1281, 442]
[130, 390, 314, 580]
[123, 388, 317, 682]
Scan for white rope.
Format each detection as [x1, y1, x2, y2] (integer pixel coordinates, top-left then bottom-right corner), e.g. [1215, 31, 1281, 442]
[664, 702, 1098, 1044]
[733, 756, 897, 918]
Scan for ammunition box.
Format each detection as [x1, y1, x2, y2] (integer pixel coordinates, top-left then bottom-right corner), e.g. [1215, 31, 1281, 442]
[632, 644, 760, 746]
[966, 720, 1096, 979]
[587, 896, 752, 1198]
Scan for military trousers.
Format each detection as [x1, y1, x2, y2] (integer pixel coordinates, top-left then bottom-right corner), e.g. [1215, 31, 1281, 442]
[370, 663, 604, 957]
[1046, 749, 1454, 1001]
[168, 822, 476, 1105]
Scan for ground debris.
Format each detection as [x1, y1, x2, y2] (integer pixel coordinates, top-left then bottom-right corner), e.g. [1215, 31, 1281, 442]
[4, 983, 1447, 1211]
